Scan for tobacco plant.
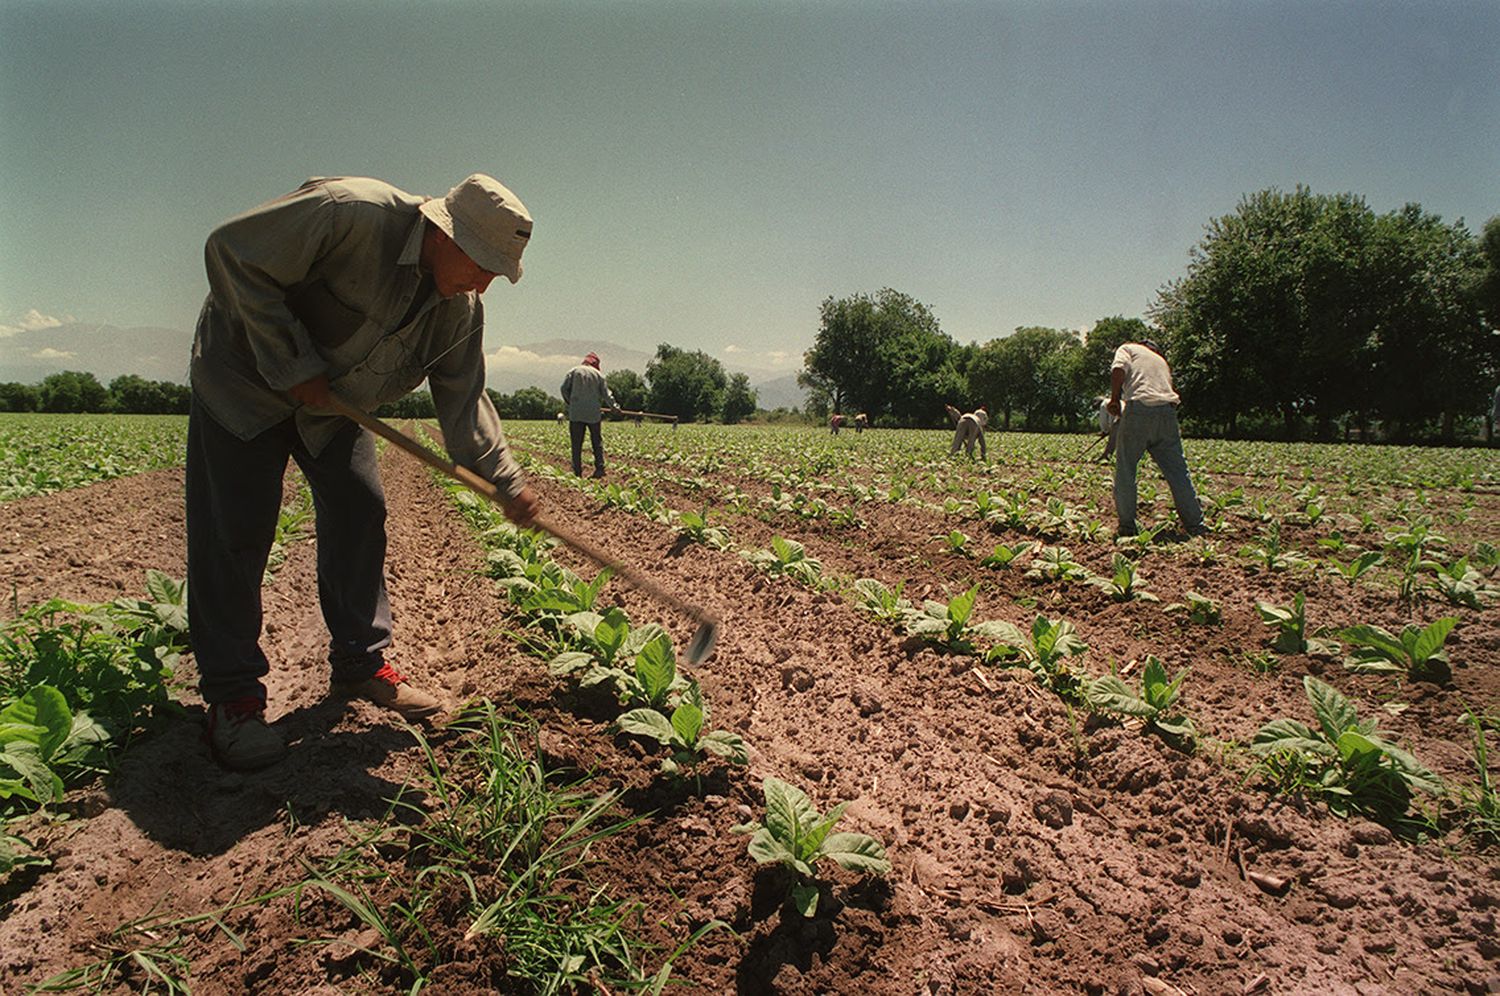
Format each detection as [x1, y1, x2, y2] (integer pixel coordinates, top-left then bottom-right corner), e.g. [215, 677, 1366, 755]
[674, 508, 733, 551]
[743, 537, 825, 587]
[1255, 592, 1341, 656]
[984, 615, 1089, 701]
[1089, 554, 1159, 602]
[1250, 676, 1443, 824]
[732, 777, 891, 918]
[1339, 617, 1459, 683]
[1326, 550, 1383, 587]
[1429, 557, 1497, 609]
[980, 540, 1036, 570]
[1165, 591, 1220, 625]
[903, 584, 1018, 654]
[616, 680, 747, 784]
[1086, 657, 1195, 743]
[1024, 546, 1090, 583]
[851, 578, 913, 624]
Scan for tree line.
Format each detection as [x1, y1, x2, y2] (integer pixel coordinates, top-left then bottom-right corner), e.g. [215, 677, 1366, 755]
[801, 188, 1500, 441]
[0, 372, 191, 414]
[1, 345, 763, 424]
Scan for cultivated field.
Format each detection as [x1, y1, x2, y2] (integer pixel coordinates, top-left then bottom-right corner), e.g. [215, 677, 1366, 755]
[1, 414, 1497, 995]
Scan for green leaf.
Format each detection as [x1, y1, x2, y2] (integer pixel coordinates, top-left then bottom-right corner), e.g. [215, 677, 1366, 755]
[0, 741, 62, 804]
[1339, 624, 1406, 665]
[791, 882, 820, 918]
[634, 633, 678, 704]
[1251, 718, 1329, 756]
[1305, 676, 1358, 741]
[763, 777, 819, 852]
[548, 651, 596, 677]
[617, 708, 676, 745]
[698, 730, 748, 764]
[0, 686, 72, 761]
[820, 831, 891, 875]
[1410, 617, 1458, 664]
[1085, 676, 1155, 719]
[947, 585, 979, 626]
[670, 700, 704, 746]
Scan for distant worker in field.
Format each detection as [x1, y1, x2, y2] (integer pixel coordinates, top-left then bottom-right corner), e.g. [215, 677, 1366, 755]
[187, 173, 540, 771]
[1096, 395, 1119, 462]
[946, 403, 989, 459]
[560, 352, 619, 478]
[854, 412, 868, 433]
[830, 412, 844, 434]
[1106, 339, 1207, 538]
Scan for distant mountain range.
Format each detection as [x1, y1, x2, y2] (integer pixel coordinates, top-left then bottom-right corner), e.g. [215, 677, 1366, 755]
[0, 324, 809, 410]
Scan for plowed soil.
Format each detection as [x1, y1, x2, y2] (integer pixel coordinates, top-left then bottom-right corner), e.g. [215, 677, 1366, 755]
[1, 431, 1497, 995]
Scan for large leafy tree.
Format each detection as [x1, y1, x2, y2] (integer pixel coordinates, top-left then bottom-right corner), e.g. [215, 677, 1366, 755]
[802, 288, 960, 425]
[38, 371, 109, 413]
[107, 374, 190, 414]
[605, 369, 647, 412]
[720, 372, 757, 424]
[1363, 205, 1493, 439]
[646, 344, 727, 422]
[1153, 187, 1493, 439]
[964, 326, 1083, 430]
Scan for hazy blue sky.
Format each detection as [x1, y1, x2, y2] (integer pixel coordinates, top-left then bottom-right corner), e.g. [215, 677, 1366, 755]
[2, 0, 1496, 380]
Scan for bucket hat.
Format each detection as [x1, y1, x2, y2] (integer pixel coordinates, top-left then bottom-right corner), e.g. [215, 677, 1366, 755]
[419, 174, 532, 284]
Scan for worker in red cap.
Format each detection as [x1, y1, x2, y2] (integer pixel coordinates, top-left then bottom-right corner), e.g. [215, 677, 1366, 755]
[561, 352, 620, 477]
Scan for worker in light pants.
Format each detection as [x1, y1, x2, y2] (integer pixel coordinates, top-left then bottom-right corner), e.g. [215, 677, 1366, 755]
[945, 404, 989, 459]
[1107, 341, 1206, 537]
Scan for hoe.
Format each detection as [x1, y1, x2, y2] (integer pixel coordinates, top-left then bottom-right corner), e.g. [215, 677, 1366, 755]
[327, 396, 719, 665]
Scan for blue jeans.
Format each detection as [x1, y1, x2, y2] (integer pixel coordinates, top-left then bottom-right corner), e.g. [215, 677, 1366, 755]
[186, 396, 392, 704]
[1112, 403, 1204, 534]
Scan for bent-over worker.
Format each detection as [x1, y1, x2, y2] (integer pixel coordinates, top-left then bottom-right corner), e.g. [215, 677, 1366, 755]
[187, 173, 539, 770]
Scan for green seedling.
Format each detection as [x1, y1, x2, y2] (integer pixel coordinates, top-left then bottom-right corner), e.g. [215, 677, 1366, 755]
[674, 508, 733, 551]
[1326, 550, 1383, 586]
[617, 680, 747, 784]
[1255, 592, 1341, 656]
[903, 584, 1018, 654]
[984, 615, 1089, 701]
[1025, 545, 1091, 582]
[1339, 617, 1459, 683]
[980, 540, 1036, 570]
[1165, 591, 1220, 625]
[1250, 675, 1443, 824]
[1089, 553, 1160, 602]
[1086, 657, 1195, 742]
[732, 776, 890, 918]
[935, 530, 972, 557]
[851, 578, 913, 624]
[1429, 557, 1497, 609]
[743, 536, 825, 587]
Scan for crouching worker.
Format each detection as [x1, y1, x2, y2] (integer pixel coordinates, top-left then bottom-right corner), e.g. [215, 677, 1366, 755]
[187, 173, 541, 770]
[946, 403, 989, 459]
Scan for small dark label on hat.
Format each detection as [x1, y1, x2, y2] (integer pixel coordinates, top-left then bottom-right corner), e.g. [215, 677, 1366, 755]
[516, 229, 530, 239]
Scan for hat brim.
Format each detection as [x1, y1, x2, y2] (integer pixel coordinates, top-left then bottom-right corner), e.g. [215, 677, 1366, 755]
[419, 199, 523, 284]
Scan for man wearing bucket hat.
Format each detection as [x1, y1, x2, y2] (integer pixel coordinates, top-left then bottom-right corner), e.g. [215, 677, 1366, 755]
[187, 173, 538, 770]
[560, 351, 620, 478]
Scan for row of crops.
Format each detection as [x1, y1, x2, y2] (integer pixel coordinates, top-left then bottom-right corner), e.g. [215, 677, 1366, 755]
[0, 414, 189, 502]
[498, 425, 1499, 839]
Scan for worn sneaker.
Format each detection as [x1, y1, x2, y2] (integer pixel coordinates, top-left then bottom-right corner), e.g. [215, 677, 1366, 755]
[337, 663, 442, 720]
[1186, 523, 1211, 538]
[206, 698, 286, 771]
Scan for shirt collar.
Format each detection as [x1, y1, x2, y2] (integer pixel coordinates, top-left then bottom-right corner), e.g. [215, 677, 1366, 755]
[398, 216, 427, 267]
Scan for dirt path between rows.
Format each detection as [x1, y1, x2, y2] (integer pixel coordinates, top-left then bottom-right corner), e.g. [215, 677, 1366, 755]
[0, 440, 1497, 995]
